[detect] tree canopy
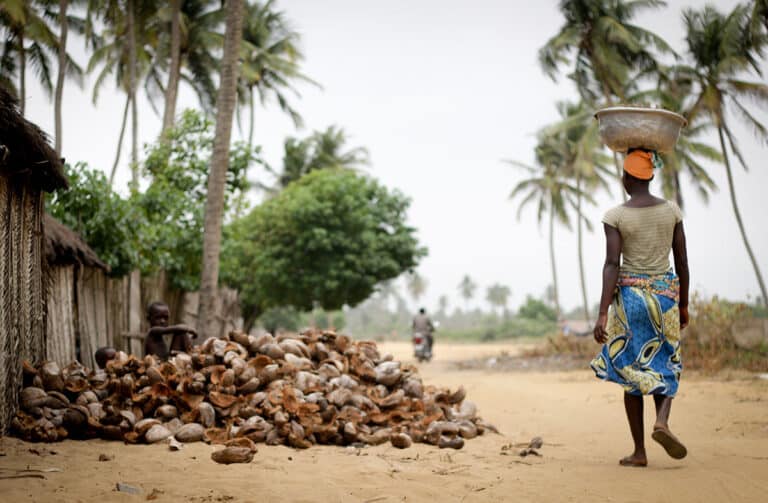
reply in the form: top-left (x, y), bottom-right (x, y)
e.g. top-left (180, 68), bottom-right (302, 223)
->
top-left (221, 169), bottom-right (426, 324)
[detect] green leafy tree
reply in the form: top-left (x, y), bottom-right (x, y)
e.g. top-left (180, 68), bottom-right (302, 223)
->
top-left (683, 4), bottom-right (768, 307)
top-left (518, 295), bottom-right (557, 322)
top-left (47, 110), bottom-right (259, 287)
top-left (140, 109), bottom-right (257, 291)
top-left (46, 162), bottom-right (147, 276)
top-left (221, 169), bottom-right (427, 328)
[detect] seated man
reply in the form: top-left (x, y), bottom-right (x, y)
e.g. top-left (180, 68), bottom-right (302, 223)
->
top-left (143, 301), bottom-right (197, 360)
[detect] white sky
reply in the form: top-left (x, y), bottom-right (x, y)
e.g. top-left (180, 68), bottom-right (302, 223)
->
top-left (23, 0), bottom-right (768, 314)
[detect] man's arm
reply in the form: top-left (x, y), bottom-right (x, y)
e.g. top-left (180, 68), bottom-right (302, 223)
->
top-left (147, 324), bottom-right (198, 338)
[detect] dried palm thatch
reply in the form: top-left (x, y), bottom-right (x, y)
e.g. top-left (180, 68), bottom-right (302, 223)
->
top-left (0, 86), bottom-right (67, 433)
top-left (43, 214), bottom-right (109, 271)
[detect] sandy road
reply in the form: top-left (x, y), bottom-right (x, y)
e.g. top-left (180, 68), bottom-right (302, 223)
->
top-left (1, 342), bottom-right (766, 502)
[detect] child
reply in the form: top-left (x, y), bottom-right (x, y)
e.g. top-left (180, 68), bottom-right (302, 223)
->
top-left (94, 347), bottom-right (117, 369)
top-left (143, 301), bottom-right (197, 360)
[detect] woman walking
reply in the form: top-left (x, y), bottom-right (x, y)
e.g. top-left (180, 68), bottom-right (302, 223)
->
top-left (591, 149), bottom-right (690, 467)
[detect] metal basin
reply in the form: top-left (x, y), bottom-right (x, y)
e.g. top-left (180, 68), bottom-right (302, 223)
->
top-left (594, 107), bottom-right (687, 153)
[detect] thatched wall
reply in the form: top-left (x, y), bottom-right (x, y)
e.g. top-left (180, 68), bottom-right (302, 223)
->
top-left (0, 87), bottom-right (66, 432)
top-left (45, 265), bottom-right (78, 367)
top-left (0, 177), bottom-right (47, 432)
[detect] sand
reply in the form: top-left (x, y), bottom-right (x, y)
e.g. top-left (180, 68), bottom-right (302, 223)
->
top-left (1, 341), bottom-right (767, 502)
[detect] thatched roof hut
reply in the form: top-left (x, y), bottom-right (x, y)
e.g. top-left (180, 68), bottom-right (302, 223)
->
top-left (44, 214), bottom-right (109, 271)
top-left (0, 87), bottom-right (67, 190)
top-left (1, 86), bottom-right (68, 432)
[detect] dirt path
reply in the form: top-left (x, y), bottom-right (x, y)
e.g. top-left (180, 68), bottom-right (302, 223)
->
top-left (2, 342), bottom-right (767, 502)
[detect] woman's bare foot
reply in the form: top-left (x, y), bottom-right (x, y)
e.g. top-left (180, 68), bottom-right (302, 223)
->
top-left (619, 453), bottom-right (647, 467)
top-left (652, 426), bottom-right (687, 459)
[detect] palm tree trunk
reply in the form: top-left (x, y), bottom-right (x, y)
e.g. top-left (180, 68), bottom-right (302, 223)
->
top-left (110, 96), bottom-right (130, 186)
top-left (612, 152), bottom-right (627, 202)
top-left (717, 126), bottom-right (768, 307)
top-left (674, 170), bottom-right (684, 209)
top-left (549, 204), bottom-right (561, 319)
top-left (248, 88), bottom-right (255, 147)
top-left (54, 0), bottom-right (69, 156)
top-left (19, 30), bottom-right (25, 115)
top-left (601, 87), bottom-right (627, 202)
top-left (197, 0), bottom-right (246, 338)
top-left (576, 176), bottom-right (590, 324)
top-left (161, 0), bottom-right (182, 136)
top-left (127, 0), bottom-right (138, 185)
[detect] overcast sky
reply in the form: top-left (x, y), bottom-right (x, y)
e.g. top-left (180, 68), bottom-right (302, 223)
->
top-left (23, 0), bottom-right (768, 314)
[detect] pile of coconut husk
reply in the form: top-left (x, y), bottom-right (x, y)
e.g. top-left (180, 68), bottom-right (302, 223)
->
top-left (12, 330), bottom-right (494, 451)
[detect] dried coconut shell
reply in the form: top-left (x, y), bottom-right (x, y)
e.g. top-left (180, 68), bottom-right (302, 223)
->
top-left (175, 423), bottom-right (205, 443)
top-left (211, 446), bottom-right (254, 464)
top-left (155, 404), bottom-right (178, 420)
top-left (225, 437), bottom-right (258, 452)
top-left (40, 362), bottom-right (65, 392)
top-left (196, 402), bottom-right (215, 428)
top-left (20, 387), bottom-right (48, 410)
top-left (135, 418), bottom-right (161, 436)
top-left (390, 432), bottom-right (412, 449)
top-left (145, 424), bottom-right (172, 443)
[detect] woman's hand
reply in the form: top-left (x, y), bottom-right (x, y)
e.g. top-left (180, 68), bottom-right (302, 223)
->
top-left (593, 313), bottom-right (609, 344)
top-left (679, 305), bottom-right (689, 330)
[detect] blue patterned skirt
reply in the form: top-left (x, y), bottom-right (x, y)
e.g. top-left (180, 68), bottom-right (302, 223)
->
top-left (590, 271), bottom-right (682, 396)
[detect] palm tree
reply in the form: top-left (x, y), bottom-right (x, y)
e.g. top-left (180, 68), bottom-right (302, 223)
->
top-left (508, 136), bottom-right (594, 319)
top-left (269, 126), bottom-right (369, 190)
top-left (49, 0), bottom-right (87, 155)
top-left (437, 295), bottom-right (449, 317)
top-left (0, 0), bottom-right (82, 116)
top-left (457, 275), bottom-right (477, 311)
top-left (539, 0), bottom-right (672, 193)
top-left (540, 100), bottom-right (610, 324)
top-left (486, 284), bottom-right (511, 318)
top-left (635, 68), bottom-right (720, 209)
top-left (406, 272), bottom-right (428, 305)
top-left (151, 0), bottom-right (225, 136)
top-left (238, 0), bottom-right (316, 146)
top-left (87, 0), bottom-right (157, 185)
top-left (683, 4), bottom-right (768, 306)
top-left (198, 0), bottom-right (245, 338)
top-left (160, 0), bottom-right (182, 134)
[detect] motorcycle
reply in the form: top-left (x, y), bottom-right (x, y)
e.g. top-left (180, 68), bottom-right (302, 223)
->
top-left (412, 331), bottom-right (432, 362)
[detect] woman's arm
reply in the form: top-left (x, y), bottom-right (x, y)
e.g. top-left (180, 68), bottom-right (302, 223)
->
top-left (593, 224), bottom-right (622, 344)
top-left (672, 221), bottom-right (689, 329)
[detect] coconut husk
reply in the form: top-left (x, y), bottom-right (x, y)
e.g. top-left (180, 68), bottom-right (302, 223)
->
top-left (211, 446), bottom-right (254, 464)
top-left (12, 329), bottom-right (493, 454)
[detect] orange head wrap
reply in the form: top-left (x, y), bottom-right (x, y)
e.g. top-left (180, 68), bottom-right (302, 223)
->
top-left (623, 150), bottom-right (654, 180)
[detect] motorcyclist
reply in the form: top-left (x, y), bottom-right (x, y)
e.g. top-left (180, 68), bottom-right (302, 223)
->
top-left (412, 308), bottom-right (435, 353)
